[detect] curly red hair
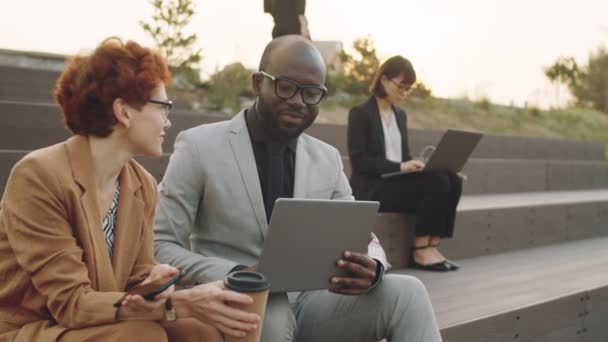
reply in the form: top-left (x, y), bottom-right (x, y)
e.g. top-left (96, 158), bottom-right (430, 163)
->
top-left (54, 37), bottom-right (171, 137)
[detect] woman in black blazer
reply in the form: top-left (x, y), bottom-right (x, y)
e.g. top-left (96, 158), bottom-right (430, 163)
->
top-left (348, 56), bottom-right (462, 272)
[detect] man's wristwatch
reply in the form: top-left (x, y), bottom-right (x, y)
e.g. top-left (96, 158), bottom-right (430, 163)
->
top-left (164, 297), bottom-right (177, 322)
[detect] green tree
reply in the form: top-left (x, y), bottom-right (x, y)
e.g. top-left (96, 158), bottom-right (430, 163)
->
top-left (544, 56), bottom-right (579, 86)
top-left (331, 36), bottom-right (380, 95)
top-left (207, 63), bottom-right (252, 113)
top-left (140, 0), bottom-right (202, 87)
top-left (544, 57), bottom-right (579, 107)
top-left (409, 81), bottom-right (432, 99)
top-left (575, 48), bottom-right (608, 113)
top-left (545, 49), bottom-right (608, 113)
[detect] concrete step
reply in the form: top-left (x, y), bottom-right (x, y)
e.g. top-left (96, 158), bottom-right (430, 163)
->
top-left (4, 150), bottom-right (606, 265)
top-left (307, 123), bottom-right (606, 162)
top-left (0, 66), bottom-right (60, 103)
top-left (12, 150), bottom-right (599, 271)
top-left (0, 150), bottom-right (169, 198)
top-left (0, 102), bottom-right (72, 150)
top-left (0, 101), bottom-right (220, 151)
top-left (375, 190), bottom-right (608, 268)
top-left (0, 131), bottom-right (604, 197)
top-left (0, 150), bottom-right (25, 197)
top-left (166, 114), bottom-right (607, 161)
top-left (1, 101), bottom-right (605, 161)
top-left (461, 158), bottom-right (608, 194)
top-left (341, 156), bottom-right (608, 195)
top-left (2, 144), bottom-right (606, 199)
top-left (392, 237), bottom-right (608, 341)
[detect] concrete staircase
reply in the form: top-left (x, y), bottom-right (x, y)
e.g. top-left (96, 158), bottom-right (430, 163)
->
top-left (2, 65), bottom-right (608, 341)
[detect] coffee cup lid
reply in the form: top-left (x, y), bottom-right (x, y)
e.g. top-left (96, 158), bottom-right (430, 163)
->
top-left (225, 271), bottom-right (271, 292)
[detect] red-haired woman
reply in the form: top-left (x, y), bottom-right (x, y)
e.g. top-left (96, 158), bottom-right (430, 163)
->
top-left (348, 56), bottom-right (462, 272)
top-left (0, 38), bottom-right (259, 341)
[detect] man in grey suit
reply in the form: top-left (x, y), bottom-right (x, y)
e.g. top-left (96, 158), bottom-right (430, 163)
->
top-left (154, 35), bottom-right (442, 342)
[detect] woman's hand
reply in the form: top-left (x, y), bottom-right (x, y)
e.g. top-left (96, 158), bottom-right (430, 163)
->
top-left (118, 264), bottom-right (179, 318)
top-left (400, 160), bottom-right (425, 173)
top-left (141, 264), bottom-right (179, 295)
top-left (117, 295), bottom-right (166, 320)
top-left (173, 280), bottom-right (261, 338)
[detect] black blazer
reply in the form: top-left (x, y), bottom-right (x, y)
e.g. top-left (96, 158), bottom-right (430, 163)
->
top-left (347, 96), bottom-right (413, 200)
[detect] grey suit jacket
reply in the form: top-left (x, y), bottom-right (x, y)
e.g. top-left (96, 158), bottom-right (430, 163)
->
top-left (154, 111), bottom-right (390, 286)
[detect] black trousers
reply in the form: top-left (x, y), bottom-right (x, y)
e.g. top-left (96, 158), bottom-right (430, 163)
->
top-left (272, 21), bottom-right (301, 38)
top-left (371, 169), bottom-right (462, 238)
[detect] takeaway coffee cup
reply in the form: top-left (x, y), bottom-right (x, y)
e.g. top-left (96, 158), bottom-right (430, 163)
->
top-left (224, 271), bottom-right (271, 342)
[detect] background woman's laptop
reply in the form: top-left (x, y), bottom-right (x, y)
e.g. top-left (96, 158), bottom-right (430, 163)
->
top-left (382, 129), bottom-right (483, 179)
top-left (257, 198), bottom-right (380, 293)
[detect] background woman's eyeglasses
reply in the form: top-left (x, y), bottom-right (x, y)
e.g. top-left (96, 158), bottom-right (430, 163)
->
top-left (389, 79), bottom-right (412, 93)
top-left (259, 71), bottom-right (328, 105)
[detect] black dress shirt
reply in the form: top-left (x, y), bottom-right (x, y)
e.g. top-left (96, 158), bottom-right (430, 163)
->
top-left (232, 106), bottom-right (385, 285)
top-left (245, 107), bottom-right (297, 222)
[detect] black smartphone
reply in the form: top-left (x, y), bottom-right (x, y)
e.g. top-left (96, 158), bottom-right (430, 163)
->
top-left (113, 273), bottom-right (183, 308)
top-left (140, 273), bottom-right (183, 300)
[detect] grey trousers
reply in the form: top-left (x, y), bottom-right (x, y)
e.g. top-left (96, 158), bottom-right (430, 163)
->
top-left (260, 274), bottom-right (442, 342)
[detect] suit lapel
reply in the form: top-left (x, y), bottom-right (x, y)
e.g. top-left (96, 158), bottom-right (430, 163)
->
top-left (111, 164), bottom-right (144, 290)
top-left (228, 112), bottom-right (268, 238)
top-left (367, 97), bottom-right (386, 157)
top-left (293, 136), bottom-right (308, 198)
top-left (66, 136), bottom-right (118, 291)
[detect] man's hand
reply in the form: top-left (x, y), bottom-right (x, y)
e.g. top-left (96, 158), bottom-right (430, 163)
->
top-left (173, 281), bottom-right (260, 338)
top-left (329, 251), bottom-right (379, 296)
top-left (244, 264), bottom-right (258, 272)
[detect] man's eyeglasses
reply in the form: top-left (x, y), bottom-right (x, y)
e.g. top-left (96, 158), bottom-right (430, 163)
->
top-left (389, 79), bottom-right (412, 93)
top-left (148, 99), bottom-right (173, 119)
top-left (259, 71), bottom-right (328, 105)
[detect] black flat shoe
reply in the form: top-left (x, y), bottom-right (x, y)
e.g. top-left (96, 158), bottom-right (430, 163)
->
top-left (408, 253), bottom-right (451, 272)
top-left (429, 241), bottom-right (459, 271)
top-left (443, 259), bottom-right (460, 270)
top-left (444, 259), bottom-right (460, 270)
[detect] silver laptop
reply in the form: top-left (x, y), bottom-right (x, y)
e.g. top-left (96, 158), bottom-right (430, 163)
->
top-left (257, 198), bottom-right (380, 293)
top-left (382, 129), bottom-right (483, 179)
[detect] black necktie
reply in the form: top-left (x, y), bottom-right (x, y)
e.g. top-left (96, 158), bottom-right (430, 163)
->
top-left (265, 143), bottom-right (286, 221)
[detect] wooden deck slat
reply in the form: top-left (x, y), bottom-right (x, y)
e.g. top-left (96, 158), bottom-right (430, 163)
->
top-left (394, 237), bottom-right (608, 329)
top-left (458, 189), bottom-right (608, 211)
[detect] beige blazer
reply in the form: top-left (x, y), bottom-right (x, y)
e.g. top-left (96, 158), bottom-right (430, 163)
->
top-left (0, 135), bottom-right (157, 341)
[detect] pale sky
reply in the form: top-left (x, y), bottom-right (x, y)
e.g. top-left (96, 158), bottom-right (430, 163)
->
top-left (1, 0), bottom-right (607, 108)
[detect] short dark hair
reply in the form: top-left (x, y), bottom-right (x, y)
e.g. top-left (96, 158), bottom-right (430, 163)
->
top-left (54, 37), bottom-right (171, 137)
top-left (369, 56), bottom-right (416, 98)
